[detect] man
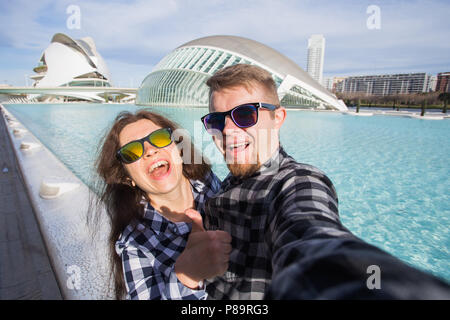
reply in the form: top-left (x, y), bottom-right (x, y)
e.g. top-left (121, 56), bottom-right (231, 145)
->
top-left (198, 63), bottom-right (450, 299)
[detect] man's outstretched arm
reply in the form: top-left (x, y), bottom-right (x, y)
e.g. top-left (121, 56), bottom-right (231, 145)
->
top-left (265, 170), bottom-right (450, 299)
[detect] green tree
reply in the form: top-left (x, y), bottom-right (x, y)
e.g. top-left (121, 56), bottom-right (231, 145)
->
top-left (392, 95), bottom-right (399, 111)
top-left (421, 99), bottom-right (427, 117)
top-left (438, 92), bottom-right (450, 114)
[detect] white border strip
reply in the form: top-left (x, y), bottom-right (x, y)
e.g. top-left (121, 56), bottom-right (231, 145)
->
top-left (1, 104), bottom-right (113, 299)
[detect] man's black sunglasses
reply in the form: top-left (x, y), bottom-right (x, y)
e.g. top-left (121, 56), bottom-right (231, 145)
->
top-left (201, 102), bottom-right (278, 134)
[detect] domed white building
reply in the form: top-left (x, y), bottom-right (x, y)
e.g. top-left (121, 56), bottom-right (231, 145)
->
top-left (137, 35), bottom-right (346, 110)
top-left (31, 33), bottom-right (112, 102)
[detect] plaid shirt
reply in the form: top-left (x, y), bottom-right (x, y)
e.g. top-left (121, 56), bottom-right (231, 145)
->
top-left (204, 147), bottom-right (346, 299)
top-left (115, 171), bottom-right (221, 300)
top-left (205, 148), bottom-right (450, 300)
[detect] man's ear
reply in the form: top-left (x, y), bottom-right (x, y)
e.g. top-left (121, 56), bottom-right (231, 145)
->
top-left (274, 107), bottom-right (286, 129)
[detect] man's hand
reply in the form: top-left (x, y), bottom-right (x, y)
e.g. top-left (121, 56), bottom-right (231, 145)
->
top-left (175, 209), bottom-right (232, 289)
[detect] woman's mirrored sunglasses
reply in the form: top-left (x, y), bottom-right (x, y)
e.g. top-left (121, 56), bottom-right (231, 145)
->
top-left (116, 127), bottom-right (173, 164)
top-left (201, 102), bottom-right (278, 134)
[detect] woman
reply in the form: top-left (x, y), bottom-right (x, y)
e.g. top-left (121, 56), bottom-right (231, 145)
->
top-left (91, 110), bottom-right (229, 300)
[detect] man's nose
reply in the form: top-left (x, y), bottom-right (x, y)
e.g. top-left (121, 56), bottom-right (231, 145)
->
top-left (223, 115), bottom-right (240, 132)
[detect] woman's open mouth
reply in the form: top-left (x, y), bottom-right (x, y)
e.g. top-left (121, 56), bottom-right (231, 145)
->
top-left (147, 159), bottom-right (171, 180)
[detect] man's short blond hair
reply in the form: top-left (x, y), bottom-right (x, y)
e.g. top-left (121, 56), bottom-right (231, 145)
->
top-left (206, 64), bottom-right (280, 105)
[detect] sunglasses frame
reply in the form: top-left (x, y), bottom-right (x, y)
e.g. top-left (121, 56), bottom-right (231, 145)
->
top-left (201, 102), bottom-right (278, 133)
top-left (116, 127), bottom-right (173, 164)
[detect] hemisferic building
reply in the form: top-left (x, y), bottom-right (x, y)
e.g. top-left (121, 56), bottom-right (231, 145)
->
top-left (137, 35), bottom-right (347, 111)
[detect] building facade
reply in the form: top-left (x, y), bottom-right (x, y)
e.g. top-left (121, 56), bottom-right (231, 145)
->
top-left (436, 72), bottom-right (450, 93)
top-left (331, 77), bottom-right (347, 93)
top-left (335, 73), bottom-right (432, 96)
top-left (306, 34), bottom-right (325, 85)
top-left (137, 35), bottom-right (346, 110)
top-left (322, 77), bottom-right (333, 91)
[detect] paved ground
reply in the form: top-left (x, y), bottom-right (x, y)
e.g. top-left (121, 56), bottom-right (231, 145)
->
top-left (0, 110), bottom-right (62, 300)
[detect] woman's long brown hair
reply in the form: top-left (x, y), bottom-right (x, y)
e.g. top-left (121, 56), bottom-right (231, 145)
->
top-left (89, 109), bottom-right (211, 299)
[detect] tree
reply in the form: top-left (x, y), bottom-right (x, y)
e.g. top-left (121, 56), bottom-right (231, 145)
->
top-left (390, 94), bottom-right (399, 111)
top-left (438, 92), bottom-right (450, 114)
top-left (420, 98), bottom-right (427, 117)
top-left (367, 95), bottom-right (374, 107)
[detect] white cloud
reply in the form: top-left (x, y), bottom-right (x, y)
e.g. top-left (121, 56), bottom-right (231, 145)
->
top-left (0, 0), bottom-right (58, 49)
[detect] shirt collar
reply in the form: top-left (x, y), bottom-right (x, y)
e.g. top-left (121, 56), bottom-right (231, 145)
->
top-left (142, 201), bottom-right (192, 236)
top-left (190, 178), bottom-right (206, 194)
top-left (140, 177), bottom-right (208, 235)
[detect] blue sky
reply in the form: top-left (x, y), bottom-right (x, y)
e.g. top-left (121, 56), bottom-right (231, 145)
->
top-left (0, 0), bottom-right (449, 86)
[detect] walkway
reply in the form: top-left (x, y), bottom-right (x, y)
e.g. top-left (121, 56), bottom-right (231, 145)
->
top-left (0, 110), bottom-right (62, 299)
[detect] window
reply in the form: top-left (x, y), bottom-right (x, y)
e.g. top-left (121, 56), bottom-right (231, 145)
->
top-left (231, 57), bottom-right (242, 65)
top-left (187, 48), bottom-right (207, 70)
top-left (196, 49), bottom-right (214, 71)
top-left (215, 54), bottom-right (232, 71)
top-left (204, 51), bottom-right (224, 73)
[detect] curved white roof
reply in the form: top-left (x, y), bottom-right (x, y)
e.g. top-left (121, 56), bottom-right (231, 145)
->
top-left (139, 35), bottom-right (346, 110)
top-left (178, 35), bottom-right (337, 102)
top-left (34, 33), bottom-right (111, 88)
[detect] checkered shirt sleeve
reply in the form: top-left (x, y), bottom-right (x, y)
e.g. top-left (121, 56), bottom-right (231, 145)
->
top-left (116, 171), bottom-right (221, 300)
top-left (204, 148), bottom-right (450, 299)
top-left (263, 152), bottom-right (450, 299)
top-left (204, 148), bottom-right (345, 299)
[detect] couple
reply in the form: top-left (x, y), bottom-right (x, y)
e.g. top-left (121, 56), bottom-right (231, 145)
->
top-left (95, 64), bottom-right (450, 300)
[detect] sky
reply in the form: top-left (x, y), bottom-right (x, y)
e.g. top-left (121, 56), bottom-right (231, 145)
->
top-left (0, 0), bottom-right (449, 87)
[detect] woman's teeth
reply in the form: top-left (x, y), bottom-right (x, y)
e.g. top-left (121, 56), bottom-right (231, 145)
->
top-left (149, 160), bottom-right (169, 173)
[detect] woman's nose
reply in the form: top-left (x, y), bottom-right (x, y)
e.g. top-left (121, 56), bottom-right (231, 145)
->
top-left (143, 141), bottom-right (158, 158)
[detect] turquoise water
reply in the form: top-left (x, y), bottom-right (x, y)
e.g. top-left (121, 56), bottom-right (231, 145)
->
top-left (5, 103), bottom-right (450, 282)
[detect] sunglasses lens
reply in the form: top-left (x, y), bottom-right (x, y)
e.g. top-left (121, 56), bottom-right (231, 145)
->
top-left (232, 105), bottom-right (257, 127)
top-left (149, 128), bottom-right (172, 148)
top-left (204, 114), bottom-right (225, 132)
top-left (119, 141), bottom-right (143, 163)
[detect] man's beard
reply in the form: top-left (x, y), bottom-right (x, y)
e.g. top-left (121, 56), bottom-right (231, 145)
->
top-left (226, 154), bottom-right (261, 178)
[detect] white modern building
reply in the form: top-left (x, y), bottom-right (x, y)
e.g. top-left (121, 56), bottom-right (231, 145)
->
top-left (137, 35), bottom-right (346, 111)
top-left (429, 75), bottom-right (437, 92)
top-left (306, 34), bottom-right (325, 85)
top-left (322, 77), bottom-right (333, 91)
top-left (30, 33), bottom-right (112, 102)
top-left (335, 73), bottom-right (433, 96)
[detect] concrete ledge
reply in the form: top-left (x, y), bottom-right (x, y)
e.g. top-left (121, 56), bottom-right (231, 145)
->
top-left (408, 114), bottom-right (445, 120)
top-left (340, 109), bottom-right (448, 119)
top-left (1, 104), bottom-right (113, 299)
top-left (343, 111), bottom-right (374, 117)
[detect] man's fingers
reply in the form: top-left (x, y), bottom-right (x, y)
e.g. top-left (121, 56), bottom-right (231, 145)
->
top-left (210, 230), bottom-right (232, 243)
top-left (223, 243), bottom-right (232, 254)
top-left (185, 209), bottom-right (205, 233)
